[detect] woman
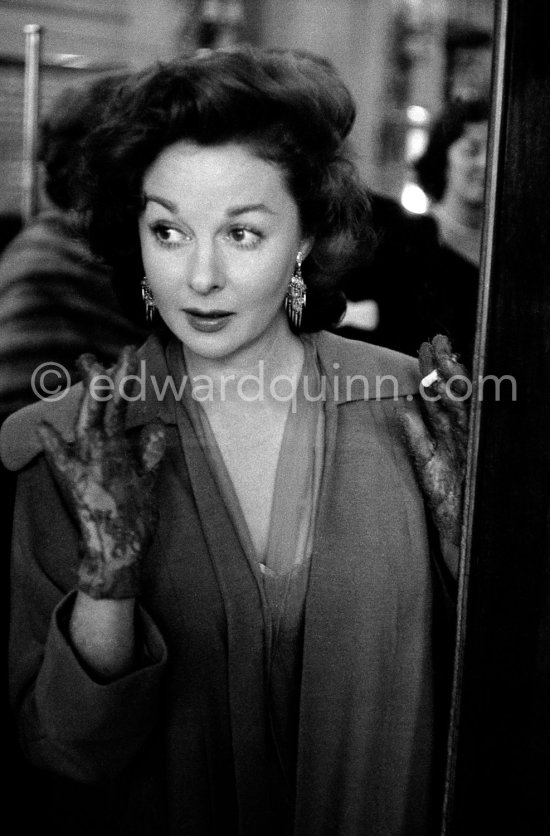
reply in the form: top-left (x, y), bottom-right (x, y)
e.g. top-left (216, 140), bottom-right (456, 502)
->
top-left (413, 97), bottom-right (489, 368)
top-left (1, 48), bottom-right (467, 835)
top-left (416, 98), bottom-right (488, 268)
top-left (336, 98), bottom-right (488, 368)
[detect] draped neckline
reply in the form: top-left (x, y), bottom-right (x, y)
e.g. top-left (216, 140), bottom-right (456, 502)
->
top-left (165, 336), bottom-right (325, 629)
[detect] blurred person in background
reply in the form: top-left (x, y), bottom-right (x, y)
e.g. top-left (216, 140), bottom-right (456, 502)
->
top-left (413, 97), bottom-right (489, 369)
top-left (0, 73), bottom-right (149, 424)
top-left (336, 98), bottom-right (489, 371)
top-left (0, 73), bottom-right (148, 833)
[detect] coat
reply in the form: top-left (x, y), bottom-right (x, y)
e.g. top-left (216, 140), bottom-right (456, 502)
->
top-left (1, 330), bottom-right (454, 836)
top-left (0, 209), bottom-right (147, 420)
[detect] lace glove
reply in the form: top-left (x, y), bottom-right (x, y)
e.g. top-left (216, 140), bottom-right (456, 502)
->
top-left (37, 346), bottom-right (166, 599)
top-left (400, 334), bottom-right (470, 576)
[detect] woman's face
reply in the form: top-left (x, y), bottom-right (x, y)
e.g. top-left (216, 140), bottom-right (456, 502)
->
top-left (138, 140), bottom-right (310, 363)
top-left (445, 120), bottom-right (488, 207)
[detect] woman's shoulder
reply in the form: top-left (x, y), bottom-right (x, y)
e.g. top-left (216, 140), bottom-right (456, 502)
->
top-left (0, 333), bottom-right (169, 473)
top-left (313, 330), bottom-right (421, 400)
top-left (0, 382), bottom-right (84, 472)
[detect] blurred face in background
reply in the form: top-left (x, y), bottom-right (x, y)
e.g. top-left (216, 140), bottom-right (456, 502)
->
top-left (445, 120), bottom-right (488, 208)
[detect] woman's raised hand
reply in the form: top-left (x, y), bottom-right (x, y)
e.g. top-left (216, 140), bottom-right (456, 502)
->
top-left (400, 335), bottom-right (470, 576)
top-left (37, 346), bottom-right (166, 600)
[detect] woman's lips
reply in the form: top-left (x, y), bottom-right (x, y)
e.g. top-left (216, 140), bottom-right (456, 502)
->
top-left (183, 309), bottom-right (234, 333)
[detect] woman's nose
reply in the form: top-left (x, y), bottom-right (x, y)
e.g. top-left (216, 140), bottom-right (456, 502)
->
top-left (186, 244), bottom-right (225, 294)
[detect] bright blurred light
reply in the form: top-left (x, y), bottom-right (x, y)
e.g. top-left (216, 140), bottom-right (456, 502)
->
top-left (49, 53), bottom-right (90, 68)
top-left (405, 127), bottom-right (428, 163)
top-left (407, 105), bottom-right (430, 125)
top-left (400, 182), bottom-right (429, 215)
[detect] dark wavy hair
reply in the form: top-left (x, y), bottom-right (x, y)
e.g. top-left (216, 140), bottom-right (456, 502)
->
top-left (81, 46), bottom-right (374, 331)
top-left (39, 73), bottom-right (129, 211)
top-left (414, 97), bottom-right (490, 202)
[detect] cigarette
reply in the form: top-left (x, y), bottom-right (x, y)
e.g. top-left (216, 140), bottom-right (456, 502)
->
top-left (421, 369), bottom-right (439, 388)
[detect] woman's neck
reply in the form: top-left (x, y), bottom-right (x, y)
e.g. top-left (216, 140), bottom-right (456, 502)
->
top-left (182, 316), bottom-right (305, 406)
top-left (433, 196), bottom-right (483, 266)
top-left (438, 191), bottom-right (484, 230)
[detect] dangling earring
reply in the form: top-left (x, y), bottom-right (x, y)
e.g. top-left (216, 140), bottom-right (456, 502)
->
top-left (141, 277), bottom-right (156, 323)
top-left (285, 251), bottom-right (307, 330)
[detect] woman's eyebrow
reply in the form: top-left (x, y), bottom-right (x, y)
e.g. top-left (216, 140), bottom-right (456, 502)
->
top-left (143, 193), bottom-right (179, 212)
top-left (226, 203), bottom-right (276, 217)
top-left (142, 195), bottom-right (277, 217)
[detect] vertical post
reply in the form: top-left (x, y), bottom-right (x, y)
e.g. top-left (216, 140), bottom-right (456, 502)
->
top-left (444, 0), bottom-right (550, 831)
top-left (441, 0), bottom-right (510, 826)
top-left (21, 24), bottom-right (43, 224)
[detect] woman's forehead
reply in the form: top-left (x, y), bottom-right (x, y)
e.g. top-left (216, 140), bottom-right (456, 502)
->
top-left (141, 140), bottom-right (296, 215)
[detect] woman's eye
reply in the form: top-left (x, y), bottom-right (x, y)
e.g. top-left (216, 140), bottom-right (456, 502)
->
top-left (226, 227), bottom-right (262, 249)
top-left (151, 224), bottom-right (185, 247)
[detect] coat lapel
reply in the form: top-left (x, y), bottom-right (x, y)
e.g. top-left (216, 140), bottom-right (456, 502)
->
top-left (293, 335), bottom-right (433, 834)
